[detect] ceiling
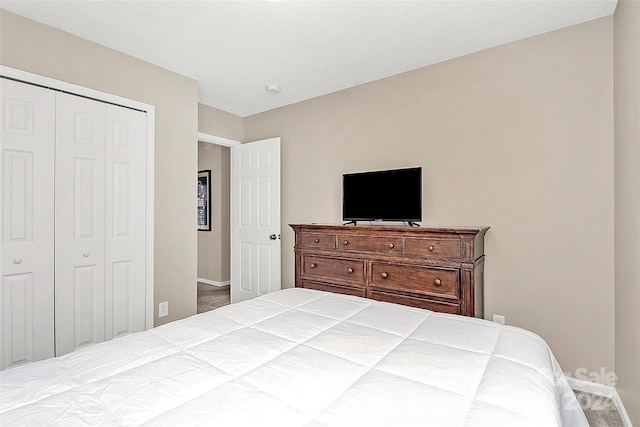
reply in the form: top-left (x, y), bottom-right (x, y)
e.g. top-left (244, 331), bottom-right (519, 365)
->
top-left (2, 1), bottom-right (617, 117)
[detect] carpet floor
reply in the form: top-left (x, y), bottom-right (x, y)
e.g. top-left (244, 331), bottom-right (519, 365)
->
top-left (195, 284), bottom-right (626, 425)
top-left (574, 390), bottom-right (624, 427)
top-left (197, 282), bottom-right (230, 314)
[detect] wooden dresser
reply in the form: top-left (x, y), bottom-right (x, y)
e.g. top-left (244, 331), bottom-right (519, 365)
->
top-left (290, 224), bottom-right (489, 317)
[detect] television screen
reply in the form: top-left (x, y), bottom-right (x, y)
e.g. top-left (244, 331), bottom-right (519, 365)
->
top-left (342, 167), bottom-right (422, 223)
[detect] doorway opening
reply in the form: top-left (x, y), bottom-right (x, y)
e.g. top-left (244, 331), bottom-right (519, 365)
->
top-left (197, 133), bottom-right (238, 313)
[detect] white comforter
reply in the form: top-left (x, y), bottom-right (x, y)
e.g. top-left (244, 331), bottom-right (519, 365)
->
top-left (0, 288), bottom-right (587, 426)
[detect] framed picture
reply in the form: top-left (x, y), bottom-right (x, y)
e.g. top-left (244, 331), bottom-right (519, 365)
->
top-left (197, 170), bottom-right (211, 231)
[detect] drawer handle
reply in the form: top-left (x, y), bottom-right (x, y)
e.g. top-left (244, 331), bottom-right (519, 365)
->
top-left (314, 238), bottom-right (320, 243)
top-left (83, 252), bottom-right (90, 257)
top-left (13, 257), bottom-right (23, 264)
top-left (388, 243), bottom-right (394, 249)
top-left (428, 245), bottom-right (435, 251)
top-left (381, 272), bottom-right (388, 279)
top-left (347, 268), bottom-right (353, 274)
top-left (343, 240), bottom-right (349, 245)
top-left (310, 263), bottom-right (316, 269)
top-left (434, 278), bottom-right (442, 286)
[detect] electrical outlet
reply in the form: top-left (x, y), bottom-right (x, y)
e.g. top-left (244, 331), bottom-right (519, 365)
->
top-left (159, 301), bottom-right (169, 318)
top-left (492, 314), bottom-right (505, 325)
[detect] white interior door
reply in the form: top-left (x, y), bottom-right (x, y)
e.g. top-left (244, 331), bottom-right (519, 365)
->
top-left (54, 93), bottom-right (107, 356)
top-left (105, 104), bottom-right (147, 339)
top-left (231, 137), bottom-right (281, 303)
top-left (0, 78), bottom-right (56, 370)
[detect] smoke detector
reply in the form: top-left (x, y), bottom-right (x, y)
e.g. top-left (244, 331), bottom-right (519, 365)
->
top-left (266, 84), bottom-right (281, 94)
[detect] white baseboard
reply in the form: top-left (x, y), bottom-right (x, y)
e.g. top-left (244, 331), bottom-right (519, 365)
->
top-left (197, 278), bottom-right (230, 287)
top-left (566, 376), bottom-right (633, 427)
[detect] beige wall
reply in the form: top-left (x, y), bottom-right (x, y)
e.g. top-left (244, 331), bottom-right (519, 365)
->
top-left (244, 18), bottom-right (615, 377)
top-left (614, 1), bottom-right (640, 423)
top-left (199, 103), bottom-right (243, 141)
top-left (197, 142), bottom-right (230, 283)
top-left (0, 10), bottom-right (199, 326)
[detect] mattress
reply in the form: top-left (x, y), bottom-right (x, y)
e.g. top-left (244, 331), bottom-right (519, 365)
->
top-left (0, 288), bottom-right (587, 426)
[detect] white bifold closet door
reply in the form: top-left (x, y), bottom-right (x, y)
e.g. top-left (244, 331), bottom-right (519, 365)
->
top-left (55, 92), bottom-right (147, 357)
top-left (0, 79), bottom-right (56, 369)
top-left (54, 93), bottom-right (108, 354)
top-left (104, 102), bottom-right (147, 342)
top-left (1, 78), bottom-right (147, 367)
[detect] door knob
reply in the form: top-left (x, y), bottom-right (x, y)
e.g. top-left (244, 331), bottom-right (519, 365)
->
top-left (83, 252), bottom-right (90, 257)
top-left (13, 257), bottom-right (22, 264)
top-left (269, 234), bottom-right (277, 240)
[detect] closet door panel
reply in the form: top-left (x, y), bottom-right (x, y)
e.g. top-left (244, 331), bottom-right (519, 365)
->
top-left (1, 274), bottom-right (33, 367)
top-left (0, 79), bottom-right (55, 370)
top-left (105, 105), bottom-right (147, 338)
top-left (55, 93), bottom-right (106, 356)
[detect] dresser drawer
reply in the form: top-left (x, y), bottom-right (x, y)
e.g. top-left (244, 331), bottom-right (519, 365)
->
top-left (300, 280), bottom-right (366, 298)
top-left (301, 255), bottom-right (365, 286)
top-left (369, 290), bottom-right (461, 315)
top-left (300, 232), bottom-right (336, 249)
top-left (337, 234), bottom-right (403, 254)
top-left (405, 238), bottom-right (461, 259)
top-left (369, 262), bottom-right (460, 300)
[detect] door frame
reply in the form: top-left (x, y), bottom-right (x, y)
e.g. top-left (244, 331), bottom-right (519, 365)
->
top-left (0, 66), bottom-right (156, 330)
top-left (198, 132), bottom-right (241, 148)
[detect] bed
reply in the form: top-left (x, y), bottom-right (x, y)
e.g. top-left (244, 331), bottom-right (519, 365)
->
top-left (0, 288), bottom-right (587, 426)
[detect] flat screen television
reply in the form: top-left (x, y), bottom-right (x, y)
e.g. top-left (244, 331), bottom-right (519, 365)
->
top-left (342, 167), bottom-right (422, 225)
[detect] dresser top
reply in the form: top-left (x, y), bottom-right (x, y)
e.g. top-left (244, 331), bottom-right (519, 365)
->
top-left (290, 223), bottom-right (489, 237)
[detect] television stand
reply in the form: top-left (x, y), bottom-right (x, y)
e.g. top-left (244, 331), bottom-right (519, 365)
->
top-left (343, 221), bottom-right (357, 226)
top-left (407, 221), bottom-right (420, 227)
